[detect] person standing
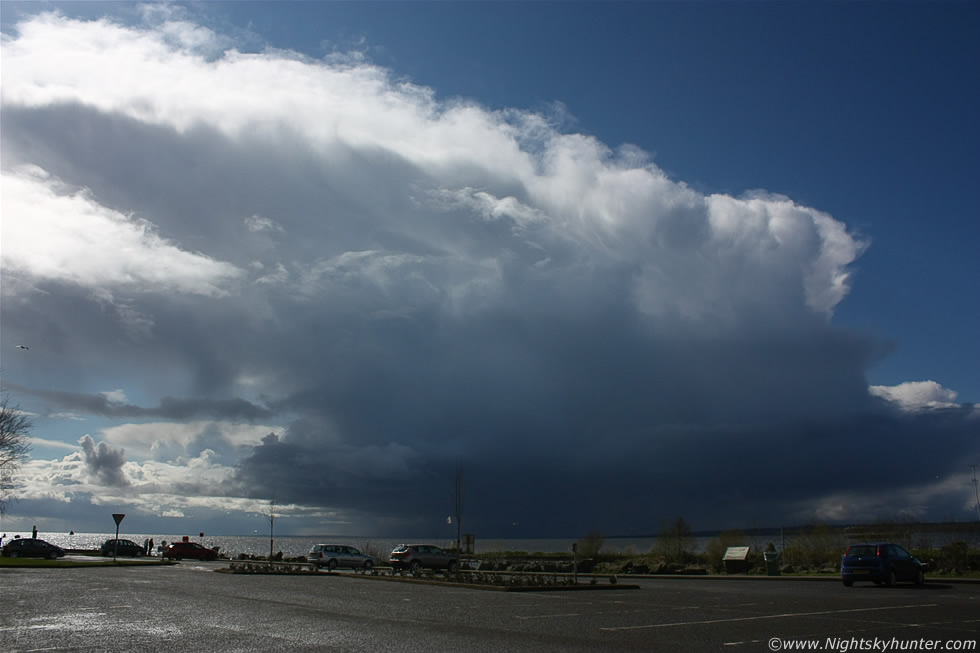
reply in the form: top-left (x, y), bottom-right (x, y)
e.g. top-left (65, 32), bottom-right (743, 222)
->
top-left (32, 525), bottom-right (37, 539)
top-left (148, 538), bottom-right (154, 556)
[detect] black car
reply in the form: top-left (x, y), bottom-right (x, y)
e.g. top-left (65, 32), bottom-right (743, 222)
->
top-left (1, 538), bottom-right (66, 560)
top-left (163, 541), bottom-right (219, 561)
top-left (841, 542), bottom-right (925, 587)
top-left (389, 544), bottom-right (458, 572)
top-left (100, 539), bottom-right (146, 557)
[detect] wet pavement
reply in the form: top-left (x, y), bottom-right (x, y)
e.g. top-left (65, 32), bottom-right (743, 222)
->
top-left (1, 563), bottom-right (977, 651)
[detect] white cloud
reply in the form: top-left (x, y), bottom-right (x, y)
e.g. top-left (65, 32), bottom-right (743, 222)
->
top-left (808, 470), bottom-right (974, 524)
top-left (100, 389), bottom-right (128, 404)
top-left (0, 165), bottom-right (243, 297)
top-left (244, 214), bottom-right (284, 234)
top-left (251, 262), bottom-right (290, 286)
top-left (98, 421), bottom-right (278, 462)
top-left (29, 435), bottom-right (82, 449)
top-left (869, 381), bottom-right (960, 411)
top-left (19, 447), bottom-right (238, 513)
top-left (426, 187), bottom-right (546, 231)
top-left (1, 12), bottom-right (862, 323)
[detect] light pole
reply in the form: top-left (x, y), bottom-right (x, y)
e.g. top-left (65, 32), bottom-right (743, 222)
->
top-left (972, 465), bottom-right (980, 523)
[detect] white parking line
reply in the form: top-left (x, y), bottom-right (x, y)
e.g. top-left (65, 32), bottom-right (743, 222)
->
top-left (516, 613), bottom-right (581, 620)
top-left (600, 603), bottom-right (939, 632)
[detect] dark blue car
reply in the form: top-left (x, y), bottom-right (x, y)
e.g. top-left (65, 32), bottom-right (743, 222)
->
top-left (1, 538), bottom-right (65, 560)
top-left (841, 542), bottom-right (925, 587)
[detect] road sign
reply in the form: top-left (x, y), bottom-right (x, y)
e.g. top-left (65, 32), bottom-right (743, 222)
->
top-left (111, 514), bottom-right (126, 559)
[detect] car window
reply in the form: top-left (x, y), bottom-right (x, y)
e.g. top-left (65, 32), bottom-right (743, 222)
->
top-left (847, 545), bottom-right (875, 557)
top-left (893, 545), bottom-right (910, 560)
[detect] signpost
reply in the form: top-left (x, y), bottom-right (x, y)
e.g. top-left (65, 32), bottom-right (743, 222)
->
top-left (111, 513), bottom-right (125, 559)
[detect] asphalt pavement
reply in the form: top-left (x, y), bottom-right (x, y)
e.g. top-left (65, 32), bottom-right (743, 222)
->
top-left (1, 562), bottom-right (977, 651)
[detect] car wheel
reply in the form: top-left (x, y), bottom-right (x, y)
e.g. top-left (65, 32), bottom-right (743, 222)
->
top-left (842, 580), bottom-right (853, 587)
top-left (363, 560), bottom-right (373, 571)
top-left (135, 550), bottom-right (144, 557)
top-left (48, 550), bottom-right (59, 560)
top-left (8, 552), bottom-right (18, 558)
top-left (175, 555), bottom-right (183, 561)
top-left (410, 560), bottom-right (422, 572)
top-left (915, 569), bottom-right (925, 586)
top-left (327, 559), bottom-right (338, 571)
top-left (885, 569), bottom-right (897, 588)
top-left (448, 560), bottom-right (458, 573)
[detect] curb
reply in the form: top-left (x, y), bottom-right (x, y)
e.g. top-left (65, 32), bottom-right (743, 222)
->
top-left (607, 573), bottom-right (980, 585)
top-left (329, 572), bottom-right (641, 592)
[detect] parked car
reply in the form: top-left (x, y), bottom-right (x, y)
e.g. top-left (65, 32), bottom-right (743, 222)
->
top-left (308, 544), bottom-right (377, 571)
top-left (1, 538), bottom-right (66, 560)
top-left (100, 539), bottom-right (145, 557)
top-left (163, 541), bottom-right (218, 561)
top-left (841, 542), bottom-right (925, 587)
top-left (389, 544), bottom-right (457, 573)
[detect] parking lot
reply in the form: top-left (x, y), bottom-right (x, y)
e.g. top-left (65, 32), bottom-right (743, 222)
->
top-left (1, 563), bottom-right (977, 651)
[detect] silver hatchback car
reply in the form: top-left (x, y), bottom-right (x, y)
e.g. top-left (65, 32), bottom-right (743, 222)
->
top-left (308, 544), bottom-right (377, 571)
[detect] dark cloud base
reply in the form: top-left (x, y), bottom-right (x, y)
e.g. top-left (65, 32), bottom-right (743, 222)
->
top-left (233, 403), bottom-right (979, 537)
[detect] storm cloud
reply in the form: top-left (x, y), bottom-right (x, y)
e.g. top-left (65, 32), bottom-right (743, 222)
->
top-left (79, 435), bottom-right (130, 488)
top-left (1, 10), bottom-right (976, 537)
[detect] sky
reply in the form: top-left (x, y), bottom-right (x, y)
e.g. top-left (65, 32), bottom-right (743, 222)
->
top-left (1, 1), bottom-right (978, 540)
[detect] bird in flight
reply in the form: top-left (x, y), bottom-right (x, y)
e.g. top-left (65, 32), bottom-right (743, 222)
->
top-left (16, 345), bottom-right (29, 350)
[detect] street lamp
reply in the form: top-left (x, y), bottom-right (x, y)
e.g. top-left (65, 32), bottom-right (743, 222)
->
top-left (972, 466), bottom-right (980, 523)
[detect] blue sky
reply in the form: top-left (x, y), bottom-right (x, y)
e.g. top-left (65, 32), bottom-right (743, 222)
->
top-left (1, 1), bottom-right (977, 539)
